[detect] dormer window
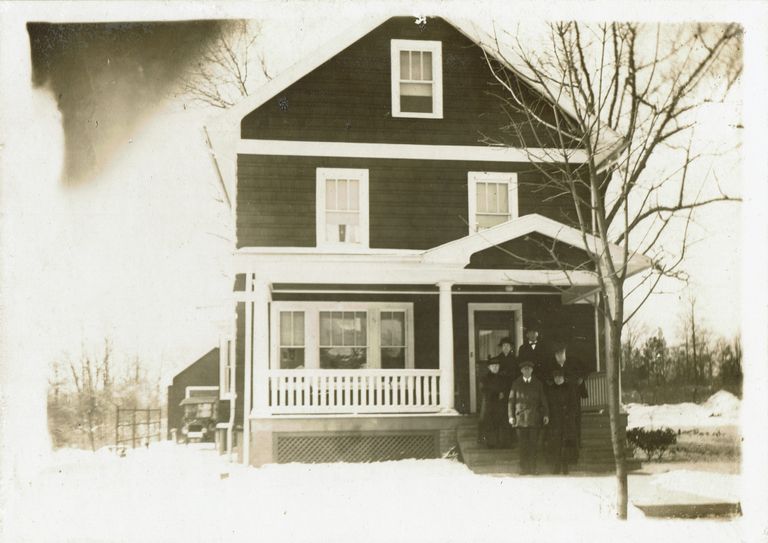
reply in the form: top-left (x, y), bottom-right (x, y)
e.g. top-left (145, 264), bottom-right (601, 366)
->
top-left (316, 168), bottom-right (369, 248)
top-left (391, 39), bottom-right (443, 118)
top-left (468, 172), bottom-right (519, 233)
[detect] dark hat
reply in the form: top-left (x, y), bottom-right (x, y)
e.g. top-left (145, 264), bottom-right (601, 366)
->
top-left (481, 358), bottom-right (501, 365)
top-left (498, 337), bottom-right (513, 347)
top-left (551, 366), bottom-right (566, 377)
top-left (525, 324), bottom-right (540, 332)
top-left (519, 359), bottom-right (535, 369)
top-left (552, 341), bottom-right (568, 352)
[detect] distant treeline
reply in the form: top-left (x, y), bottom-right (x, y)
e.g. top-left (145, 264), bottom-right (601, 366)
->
top-left (48, 339), bottom-right (164, 450)
top-left (621, 329), bottom-right (742, 404)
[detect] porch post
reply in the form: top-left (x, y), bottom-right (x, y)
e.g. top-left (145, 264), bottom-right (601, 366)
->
top-left (437, 281), bottom-right (455, 412)
top-left (251, 279), bottom-right (272, 417)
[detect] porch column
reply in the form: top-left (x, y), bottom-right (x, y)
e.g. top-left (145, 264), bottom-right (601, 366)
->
top-left (437, 281), bottom-right (455, 412)
top-left (251, 279), bottom-right (272, 417)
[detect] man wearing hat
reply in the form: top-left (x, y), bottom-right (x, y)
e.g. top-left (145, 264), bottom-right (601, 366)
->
top-left (517, 325), bottom-right (547, 379)
top-left (508, 359), bottom-right (549, 475)
top-left (546, 341), bottom-right (589, 447)
top-left (544, 366), bottom-right (580, 474)
top-left (478, 358), bottom-right (509, 448)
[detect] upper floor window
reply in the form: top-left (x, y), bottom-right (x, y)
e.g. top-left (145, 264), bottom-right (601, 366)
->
top-left (316, 168), bottom-right (369, 248)
top-left (467, 172), bottom-right (519, 233)
top-left (391, 39), bottom-right (443, 119)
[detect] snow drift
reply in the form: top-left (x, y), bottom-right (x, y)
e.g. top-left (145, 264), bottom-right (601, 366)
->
top-left (625, 390), bottom-right (740, 430)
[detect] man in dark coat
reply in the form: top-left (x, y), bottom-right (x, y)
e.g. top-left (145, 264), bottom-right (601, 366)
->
top-left (517, 326), bottom-right (547, 379)
top-left (508, 360), bottom-right (549, 475)
top-left (478, 359), bottom-right (509, 448)
top-left (546, 342), bottom-right (589, 446)
top-left (545, 367), bottom-right (580, 474)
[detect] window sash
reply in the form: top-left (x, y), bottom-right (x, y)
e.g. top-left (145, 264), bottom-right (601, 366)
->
top-left (316, 168), bottom-right (369, 248)
top-left (391, 39), bottom-right (442, 119)
top-left (468, 172), bottom-right (519, 233)
top-left (271, 302), bottom-right (414, 370)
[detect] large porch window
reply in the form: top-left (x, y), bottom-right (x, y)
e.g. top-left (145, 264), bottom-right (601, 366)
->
top-left (270, 302), bottom-right (414, 370)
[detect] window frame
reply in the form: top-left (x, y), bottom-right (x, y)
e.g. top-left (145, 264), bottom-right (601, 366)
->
top-left (270, 301), bottom-right (415, 370)
top-left (390, 39), bottom-right (443, 119)
top-left (316, 167), bottom-right (370, 249)
top-left (467, 171), bottom-right (519, 234)
top-left (219, 336), bottom-right (235, 400)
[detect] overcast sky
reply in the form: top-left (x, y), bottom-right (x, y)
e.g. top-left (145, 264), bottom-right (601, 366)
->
top-left (0, 1), bottom-right (752, 389)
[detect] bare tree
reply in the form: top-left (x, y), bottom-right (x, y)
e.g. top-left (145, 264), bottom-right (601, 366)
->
top-left (65, 339), bottom-right (113, 451)
top-left (181, 20), bottom-right (271, 109)
top-left (479, 21), bottom-right (741, 518)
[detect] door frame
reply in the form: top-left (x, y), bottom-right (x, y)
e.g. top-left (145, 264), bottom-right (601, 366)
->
top-left (467, 303), bottom-right (523, 413)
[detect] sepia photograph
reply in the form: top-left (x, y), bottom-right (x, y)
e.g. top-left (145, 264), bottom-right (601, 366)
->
top-left (1, 1), bottom-right (766, 541)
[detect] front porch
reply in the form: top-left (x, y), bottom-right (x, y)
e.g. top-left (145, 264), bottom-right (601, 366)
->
top-left (231, 215), bottom-right (650, 465)
top-left (264, 368), bottom-right (610, 415)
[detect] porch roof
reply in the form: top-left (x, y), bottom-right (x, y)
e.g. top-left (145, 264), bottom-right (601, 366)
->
top-left (233, 214), bottom-right (651, 291)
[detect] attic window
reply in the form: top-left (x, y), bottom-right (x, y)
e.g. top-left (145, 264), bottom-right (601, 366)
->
top-left (391, 39), bottom-right (443, 118)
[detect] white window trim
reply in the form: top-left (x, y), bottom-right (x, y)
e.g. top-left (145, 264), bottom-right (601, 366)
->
top-left (316, 167), bottom-right (370, 249)
top-left (219, 336), bottom-right (235, 400)
top-left (185, 386), bottom-right (219, 399)
top-left (467, 171), bottom-right (519, 234)
top-left (391, 39), bottom-right (443, 119)
top-left (270, 301), bottom-right (415, 370)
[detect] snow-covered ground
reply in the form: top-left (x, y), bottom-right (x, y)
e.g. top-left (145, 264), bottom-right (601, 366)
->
top-left (3, 441), bottom-right (745, 543)
top-left (625, 390), bottom-right (740, 430)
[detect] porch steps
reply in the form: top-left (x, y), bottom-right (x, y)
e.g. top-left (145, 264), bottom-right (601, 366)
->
top-left (457, 412), bottom-right (641, 475)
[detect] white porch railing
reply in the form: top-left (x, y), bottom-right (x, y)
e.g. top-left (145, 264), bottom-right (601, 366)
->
top-left (267, 369), bottom-right (442, 414)
top-left (582, 372), bottom-right (609, 409)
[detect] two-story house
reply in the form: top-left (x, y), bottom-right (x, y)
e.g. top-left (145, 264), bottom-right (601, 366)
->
top-left (205, 15), bottom-right (649, 469)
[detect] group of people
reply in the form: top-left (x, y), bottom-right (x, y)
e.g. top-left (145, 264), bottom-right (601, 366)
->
top-left (478, 326), bottom-right (589, 475)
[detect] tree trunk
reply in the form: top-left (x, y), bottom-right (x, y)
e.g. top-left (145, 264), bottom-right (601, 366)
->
top-left (605, 291), bottom-right (628, 519)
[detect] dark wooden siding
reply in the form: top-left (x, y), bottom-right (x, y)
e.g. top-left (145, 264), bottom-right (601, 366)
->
top-left (167, 348), bottom-right (219, 438)
top-left (240, 17), bottom-right (574, 148)
top-left (237, 154), bottom-right (581, 249)
top-left (466, 233), bottom-right (593, 270)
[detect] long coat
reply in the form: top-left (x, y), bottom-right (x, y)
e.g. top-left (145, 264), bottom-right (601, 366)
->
top-left (507, 377), bottom-right (549, 428)
top-left (545, 382), bottom-right (580, 463)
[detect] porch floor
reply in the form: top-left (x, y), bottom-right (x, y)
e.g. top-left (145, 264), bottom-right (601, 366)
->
top-left (457, 413), bottom-right (641, 475)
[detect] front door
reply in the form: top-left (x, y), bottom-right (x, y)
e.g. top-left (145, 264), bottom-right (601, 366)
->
top-left (468, 303), bottom-right (523, 413)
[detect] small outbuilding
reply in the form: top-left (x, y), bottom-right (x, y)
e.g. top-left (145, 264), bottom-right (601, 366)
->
top-left (167, 348), bottom-right (220, 441)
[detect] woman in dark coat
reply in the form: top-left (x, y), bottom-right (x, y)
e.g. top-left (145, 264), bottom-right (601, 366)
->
top-left (478, 359), bottom-right (510, 448)
top-left (545, 367), bottom-right (580, 474)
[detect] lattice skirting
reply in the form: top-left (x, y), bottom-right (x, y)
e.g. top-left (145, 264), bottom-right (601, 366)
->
top-left (275, 432), bottom-right (438, 464)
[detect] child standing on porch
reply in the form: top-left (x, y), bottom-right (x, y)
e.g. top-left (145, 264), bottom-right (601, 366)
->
top-left (478, 359), bottom-right (509, 448)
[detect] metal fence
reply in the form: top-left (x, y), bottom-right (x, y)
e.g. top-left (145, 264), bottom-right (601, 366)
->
top-left (115, 407), bottom-right (162, 449)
